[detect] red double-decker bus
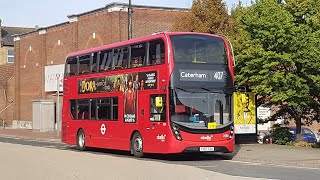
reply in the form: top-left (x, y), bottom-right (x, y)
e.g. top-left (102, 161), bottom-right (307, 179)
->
top-left (62, 32), bottom-right (235, 157)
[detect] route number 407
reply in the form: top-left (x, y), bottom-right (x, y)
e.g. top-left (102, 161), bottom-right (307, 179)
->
top-left (213, 72), bottom-right (224, 80)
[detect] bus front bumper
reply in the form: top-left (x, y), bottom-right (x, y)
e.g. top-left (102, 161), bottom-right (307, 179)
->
top-left (167, 138), bottom-right (235, 154)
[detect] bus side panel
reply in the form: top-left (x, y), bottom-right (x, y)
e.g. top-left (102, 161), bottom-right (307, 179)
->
top-left (138, 67), bottom-right (170, 154)
top-left (61, 121), bottom-right (67, 143)
top-left (88, 121), bottom-right (132, 151)
top-left (62, 125), bottom-right (75, 145)
top-left (62, 98), bottom-right (76, 145)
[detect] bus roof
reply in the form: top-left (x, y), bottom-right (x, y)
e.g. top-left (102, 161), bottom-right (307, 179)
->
top-left (66, 32), bottom-right (223, 58)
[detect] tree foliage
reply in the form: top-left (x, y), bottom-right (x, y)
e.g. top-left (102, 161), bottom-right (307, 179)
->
top-left (234, 0), bottom-right (320, 135)
top-left (172, 0), bottom-right (237, 36)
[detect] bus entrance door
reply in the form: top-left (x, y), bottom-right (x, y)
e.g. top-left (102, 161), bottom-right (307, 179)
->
top-left (139, 93), bottom-right (167, 153)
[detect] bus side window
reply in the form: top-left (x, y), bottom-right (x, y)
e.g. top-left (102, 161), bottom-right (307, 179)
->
top-left (96, 97), bottom-right (118, 120)
top-left (90, 99), bottom-right (96, 120)
top-left (112, 98), bottom-right (118, 120)
top-left (70, 100), bottom-right (77, 119)
top-left (160, 52), bottom-right (165, 64)
top-left (131, 56), bottom-right (143, 67)
top-left (113, 47), bottom-right (128, 70)
top-left (66, 57), bottom-right (77, 76)
top-left (97, 98), bottom-right (110, 120)
top-left (79, 54), bottom-right (90, 74)
top-left (131, 43), bottom-right (146, 68)
top-left (121, 47), bottom-right (129, 69)
top-left (90, 52), bottom-right (99, 73)
top-left (99, 50), bottom-right (112, 72)
top-left (77, 99), bottom-right (89, 120)
top-left (149, 39), bottom-right (165, 65)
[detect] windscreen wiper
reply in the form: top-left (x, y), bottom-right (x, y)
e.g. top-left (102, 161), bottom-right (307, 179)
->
top-left (201, 85), bottom-right (234, 93)
top-left (175, 86), bottom-right (195, 93)
top-left (201, 86), bottom-right (212, 93)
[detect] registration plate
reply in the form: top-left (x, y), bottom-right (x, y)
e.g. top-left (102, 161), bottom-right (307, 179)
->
top-left (199, 147), bottom-right (215, 152)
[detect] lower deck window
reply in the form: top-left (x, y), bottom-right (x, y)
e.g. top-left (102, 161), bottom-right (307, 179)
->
top-left (97, 98), bottom-right (118, 120)
top-left (70, 97), bottom-right (118, 120)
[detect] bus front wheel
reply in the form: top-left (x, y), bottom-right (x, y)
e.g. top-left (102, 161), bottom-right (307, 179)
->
top-left (131, 132), bottom-right (144, 158)
top-left (76, 129), bottom-right (86, 151)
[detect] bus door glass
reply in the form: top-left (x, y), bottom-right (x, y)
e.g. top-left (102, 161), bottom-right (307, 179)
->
top-left (140, 93), bottom-right (167, 152)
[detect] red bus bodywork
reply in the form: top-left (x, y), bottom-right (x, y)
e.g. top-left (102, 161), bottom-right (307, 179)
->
top-left (62, 32), bottom-right (235, 155)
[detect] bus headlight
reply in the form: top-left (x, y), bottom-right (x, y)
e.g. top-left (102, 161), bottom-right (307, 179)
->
top-left (171, 123), bottom-right (182, 141)
top-left (229, 125), bottom-right (234, 139)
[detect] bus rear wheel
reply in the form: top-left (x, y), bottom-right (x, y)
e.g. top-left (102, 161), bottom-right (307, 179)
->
top-left (131, 132), bottom-right (144, 158)
top-left (76, 129), bottom-right (86, 151)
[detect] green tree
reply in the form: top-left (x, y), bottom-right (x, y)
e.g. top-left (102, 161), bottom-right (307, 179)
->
top-left (234, 0), bottom-right (320, 141)
top-left (172, 0), bottom-right (236, 36)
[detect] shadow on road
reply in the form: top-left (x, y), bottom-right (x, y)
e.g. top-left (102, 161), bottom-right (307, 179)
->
top-left (0, 136), bottom-right (76, 151)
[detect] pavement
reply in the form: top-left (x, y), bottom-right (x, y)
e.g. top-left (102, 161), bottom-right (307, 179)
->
top-left (0, 128), bottom-right (60, 142)
top-left (0, 128), bottom-right (319, 169)
top-left (232, 143), bottom-right (320, 169)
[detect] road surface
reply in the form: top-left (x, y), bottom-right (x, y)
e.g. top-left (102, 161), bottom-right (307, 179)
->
top-left (1, 136), bottom-right (319, 180)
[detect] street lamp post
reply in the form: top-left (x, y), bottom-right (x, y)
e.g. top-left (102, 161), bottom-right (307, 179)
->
top-left (128, 0), bottom-right (132, 40)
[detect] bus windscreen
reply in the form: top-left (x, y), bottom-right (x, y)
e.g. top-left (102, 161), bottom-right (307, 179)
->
top-left (171, 35), bottom-right (227, 64)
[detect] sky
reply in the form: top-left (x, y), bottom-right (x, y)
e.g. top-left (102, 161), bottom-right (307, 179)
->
top-left (0, 0), bottom-right (252, 28)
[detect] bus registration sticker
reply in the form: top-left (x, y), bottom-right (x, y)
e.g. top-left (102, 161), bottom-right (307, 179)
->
top-left (200, 147), bottom-right (215, 152)
top-left (208, 122), bottom-right (217, 129)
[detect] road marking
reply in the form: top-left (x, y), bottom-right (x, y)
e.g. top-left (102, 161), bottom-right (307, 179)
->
top-left (223, 160), bottom-right (320, 170)
top-left (224, 160), bottom-right (262, 166)
top-left (195, 165), bottom-right (218, 168)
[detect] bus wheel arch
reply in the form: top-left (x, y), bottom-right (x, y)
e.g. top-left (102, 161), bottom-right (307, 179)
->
top-left (130, 131), bottom-right (144, 158)
top-left (76, 128), bottom-right (86, 151)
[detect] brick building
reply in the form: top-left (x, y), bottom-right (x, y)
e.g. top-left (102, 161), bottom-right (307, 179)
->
top-left (0, 19), bottom-right (34, 127)
top-left (12, 3), bottom-right (184, 126)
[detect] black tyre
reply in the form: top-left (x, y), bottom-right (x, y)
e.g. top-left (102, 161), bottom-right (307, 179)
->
top-left (76, 129), bottom-right (86, 151)
top-left (131, 132), bottom-right (144, 158)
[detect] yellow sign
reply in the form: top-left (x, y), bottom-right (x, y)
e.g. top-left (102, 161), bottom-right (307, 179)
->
top-left (80, 80), bottom-right (97, 93)
top-left (208, 122), bottom-right (217, 129)
top-left (233, 92), bottom-right (256, 134)
top-left (155, 97), bottom-right (163, 107)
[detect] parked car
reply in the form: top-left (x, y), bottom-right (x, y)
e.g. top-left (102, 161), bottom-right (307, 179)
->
top-left (288, 127), bottom-right (317, 143)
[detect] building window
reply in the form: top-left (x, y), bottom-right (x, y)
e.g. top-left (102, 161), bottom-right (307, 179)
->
top-left (7, 49), bottom-right (14, 63)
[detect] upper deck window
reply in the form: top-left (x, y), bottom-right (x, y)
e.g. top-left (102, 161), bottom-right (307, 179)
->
top-left (65, 38), bottom-right (166, 77)
top-left (79, 54), bottom-right (91, 74)
top-left (149, 39), bottom-right (165, 65)
top-left (99, 49), bottom-right (113, 72)
top-left (171, 35), bottom-right (227, 65)
top-left (131, 43), bottom-right (146, 68)
top-left (91, 52), bottom-right (99, 73)
top-left (113, 47), bottom-right (129, 70)
top-left (66, 57), bottom-right (77, 77)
